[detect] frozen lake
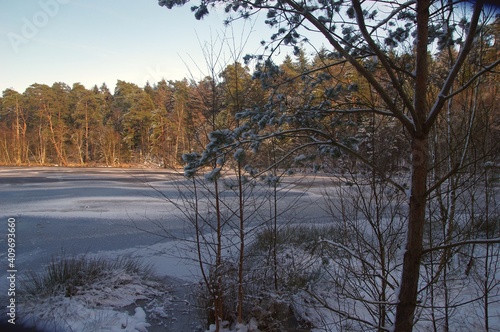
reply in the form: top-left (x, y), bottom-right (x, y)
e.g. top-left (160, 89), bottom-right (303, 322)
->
top-left (0, 167), bottom-right (333, 330)
top-left (0, 167), bottom-right (330, 280)
top-left (0, 167), bottom-right (196, 277)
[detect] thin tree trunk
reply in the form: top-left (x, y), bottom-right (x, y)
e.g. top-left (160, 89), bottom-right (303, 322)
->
top-left (394, 0), bottom-right (430, 329)
top-left (46, 111), bottom-right (67, 166)
top-left (395, 136), bottom-right (428, 331)
top-left (2, 138), bottom-right (11, 164)
top-left (14, 98), bottom-right (21, 165)
top-left (38, 119), bottom-right (46, 165)
top-left (214, 177), bottom-right (223, 332)
top-left (272, 146), bottom-right (279, 292)
top-left (483, 167), bottom-right (491, 332)
top-left (85, 102), bottom-right (89, 163)
top-left (175, 104), bottom-right (184, 162)
top-left (237, 160), bottom-right (245, 324)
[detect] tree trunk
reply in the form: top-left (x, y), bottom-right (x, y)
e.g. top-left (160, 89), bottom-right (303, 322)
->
top-left (85, 102), bottom-right (89, 163)
top-left (237, 161), bottom-right (245, 324)
top-left (394, 0), bottom-right (430, 329)
top-left (15, 99), bottom-right (21, 165)
top-left (214, 177), bottom-right (223, 332)
top-left (46, 112), bottom-right (67, 166)
top-left (395, 136), bottom-right (428, 331)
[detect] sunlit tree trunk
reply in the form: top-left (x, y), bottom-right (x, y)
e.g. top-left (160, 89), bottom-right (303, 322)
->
top-left (45, 105), bottom-right (68, 166)
top-left (14, 97), bottom-right (21, 164)
top-left (85, 101), bottom-right (89, 163)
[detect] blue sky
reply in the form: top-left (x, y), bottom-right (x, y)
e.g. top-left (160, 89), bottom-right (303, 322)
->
top-left (0, 0), bottom-right (271, 93)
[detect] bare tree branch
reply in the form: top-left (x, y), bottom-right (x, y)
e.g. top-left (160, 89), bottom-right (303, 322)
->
top-left (422, 238), bottom-right (500, 256)
top-left (442, 59), bottom-right (500, 101)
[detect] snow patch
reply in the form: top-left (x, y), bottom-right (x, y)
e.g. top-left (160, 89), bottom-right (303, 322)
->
top-left (19, 270), bottom-right (167, 332)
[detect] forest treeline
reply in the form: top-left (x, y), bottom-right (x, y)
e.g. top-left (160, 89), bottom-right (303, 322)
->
top-left (1, 58), bottom-right (270, 166)
top-left (1, 42), bottom-right (498, 168)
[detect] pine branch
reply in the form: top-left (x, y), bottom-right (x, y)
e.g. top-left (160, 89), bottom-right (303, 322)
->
top-left (281, 0), bottom-right (415, 131)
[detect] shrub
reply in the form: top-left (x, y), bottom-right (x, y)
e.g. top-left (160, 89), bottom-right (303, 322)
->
top-left (20, 254), bottom-right (156, 298)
